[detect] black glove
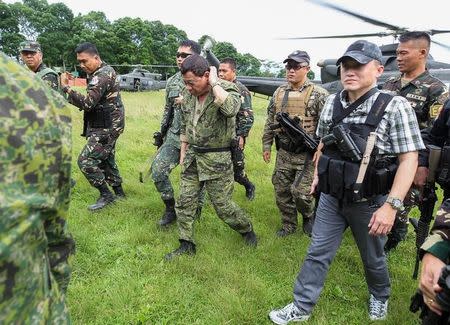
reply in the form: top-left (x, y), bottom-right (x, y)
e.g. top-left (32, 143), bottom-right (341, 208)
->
top-left (153, 131), bottom-right (163, 148)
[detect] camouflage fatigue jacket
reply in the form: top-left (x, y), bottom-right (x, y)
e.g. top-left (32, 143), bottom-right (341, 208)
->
top-left (421, 198), bottom-right (450, 263)
top-left (262, 80), bottom-right (328, 152)
top-left (382, 70), bottom-right (448, 129)
top-left (160, 71), bottom-right (184, 148)
top-left (235, 80), bottom-right (254, 138)
top-left (35, 63), bottom-right (59, 91)
top-left (67, 62), bottom-right (125, 137)
top-left (0, 53), bottom-right (72, 323)
top-left (180, 80), bottom-right (241, 181)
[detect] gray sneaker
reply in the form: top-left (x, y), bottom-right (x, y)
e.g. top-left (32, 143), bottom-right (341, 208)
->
top-left (368, 294), bottom-right (388, 321)
top-left (269, 302), bottom-right (310, 324)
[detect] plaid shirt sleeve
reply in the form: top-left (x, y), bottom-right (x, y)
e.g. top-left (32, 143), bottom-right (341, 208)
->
top-left (381, 96), bottom-right (425, 154)
top-left (316, 95), bottom-right (335, 138)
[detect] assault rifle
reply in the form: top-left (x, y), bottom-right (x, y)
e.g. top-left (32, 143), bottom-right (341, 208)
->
top-left (413, 145), bottom-right (442, 279)
top-left (271, 112), bottom-right (319, 153)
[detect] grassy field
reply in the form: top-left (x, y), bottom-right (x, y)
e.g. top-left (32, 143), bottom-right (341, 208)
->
top-left (66, 90), bottom-right (422, 324)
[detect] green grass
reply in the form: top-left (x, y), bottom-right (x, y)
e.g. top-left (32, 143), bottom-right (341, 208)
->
top-left (67, 90), bottom-right (421, 324)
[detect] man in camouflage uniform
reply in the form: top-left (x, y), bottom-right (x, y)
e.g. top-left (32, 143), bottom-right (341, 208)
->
top-left (218, 57), bottom-right (256, 200)
top-left (151, 40), bottom-right (202, 226)
top-left (19, 40), bottom-right (60, 91)
top-left (0, 53), bottom-right (71, 323)
top-left (262, 50), bottom-right (328, 237)
top-left (165, 55), bottom-right (257, 260)
top-left (382, 31), bottom-right (448, 252)
top-left (61, 42), bottom-right (125, 211)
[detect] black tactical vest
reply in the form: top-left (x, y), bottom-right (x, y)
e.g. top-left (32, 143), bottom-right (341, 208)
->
top-left (317, 92), bottom-right (397, 202)
top-left (82, 105), bottom-right (112, 136)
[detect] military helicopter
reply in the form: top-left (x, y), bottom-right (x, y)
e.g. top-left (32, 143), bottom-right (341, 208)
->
top-left (113, 64), bottom-right (175, 91)
top-left (238, 0), bottom-right (450, 96)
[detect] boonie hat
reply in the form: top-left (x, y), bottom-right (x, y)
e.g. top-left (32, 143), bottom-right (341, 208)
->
top-left (283, 50), bottom-right (310, 65)
top-left (336, 40), bottom-right (382, 65)
top-left (20, 40), bottom-right (41, 53)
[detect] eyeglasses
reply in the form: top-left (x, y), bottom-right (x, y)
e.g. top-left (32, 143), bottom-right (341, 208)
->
top-left (176, 52), bottom-right (192, 58)
top-left (285, 63), bottom-right (308, 71)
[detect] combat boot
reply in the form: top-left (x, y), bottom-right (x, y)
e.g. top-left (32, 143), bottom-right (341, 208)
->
top-left (112, 184), bottom-right (126, 199)
top-left (245, 182), bottom-right (256, 201)
top-left (242, 230), bottom-right (258, 247)
top-left (159, 198), bottom-right (177, 227)
top-left (302, 213), bottom-right (315, 237)
top-left (88, 184), bottom-right (115, 211)
top-left (164, 240), bottom-right (196, 261)
top-left (276, 227), bottom-right (296, 238)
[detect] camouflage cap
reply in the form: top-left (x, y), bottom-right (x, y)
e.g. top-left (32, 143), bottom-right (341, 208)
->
top-left (336, 40), bottom-right (382, 65)
top-left (283, 50), bottom-right (310, 65)
top-left (19, 40), bottom-right (41, 53)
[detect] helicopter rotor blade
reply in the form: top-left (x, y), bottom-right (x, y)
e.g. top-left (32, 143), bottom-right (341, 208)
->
top-left (431, 39), bottom-right (450, 51)
top-left (428, 29), bottom-right (450, 35)
top-left (279, 32), bottom-right (392, 40)
top-left (307, 0), bottom-right (405, 33)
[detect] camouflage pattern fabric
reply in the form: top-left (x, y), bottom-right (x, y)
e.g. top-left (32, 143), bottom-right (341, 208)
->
top-left (67, 62), bottom-right (124, 188)
top-left (0, 53), bottom-right (71, 323)
top-left (235, 80), bottom-right (254, 138)
top-left (421, 198), bottom-right (450, 261)
top-left (383, 71), bottom-right (448, 129)
top-left (383, 71), bottom-right (448, 244)
top-left (177, 79), bottom-right (253, 242)
top-left (151, 72), bottom-right (185, 199)
top-left (272, 149), bottom-right (315, 231)
top-left (35, 63), bottom-right (59, 91)
top-left (262, 82), bottom-right (327, 229)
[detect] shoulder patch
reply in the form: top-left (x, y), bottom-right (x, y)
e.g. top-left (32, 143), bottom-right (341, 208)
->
top-left (90, 76), bottom-right (99, 86)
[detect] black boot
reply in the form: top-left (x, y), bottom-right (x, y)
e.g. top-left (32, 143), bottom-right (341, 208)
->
top-left (112, 184), bottom-right (126, 199)
top-left (88, 184), bottom-right (115, 211)
top-left (164, 240), bottom-right (196, 261)
top-left (245, 182), bottom-right (256, 201)
top-left (302, 214), bottom-right (315, 237)
top-left (242, 230), bottom-right (258, 247)
top-left (159, 198), bottom-right (177, 227)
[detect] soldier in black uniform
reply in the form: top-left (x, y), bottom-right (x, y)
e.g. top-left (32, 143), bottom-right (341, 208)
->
top-left (61, 42), bottom-right (125, 211)
top-left (382, 31), bottom-right (448, 252)
top-left (19, 40), bottom-right (59, 91)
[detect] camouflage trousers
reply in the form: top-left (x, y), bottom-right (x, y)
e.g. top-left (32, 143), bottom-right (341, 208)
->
top-left (231, 141), bottom-right (252, 187)
top-left (151, 141), bottom-right (180, 201)
top-left (78, 130), bottom-right (122, 188)
top-left (176, 158), bottom-right (252, 244)
top-left (0, 211), bottom-right (70, 324)
top-left (272, 149), bottom-right (315, 232)
top-left (389, 188), bottom-right (421, 243)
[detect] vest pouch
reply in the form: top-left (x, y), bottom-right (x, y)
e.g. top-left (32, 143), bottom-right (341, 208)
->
top-left (89, 105), bottom-right (112, 129)
top-left (438, 146), bottom-right (450, 188)
top-left (329, 159), bottom-right (345, 199)
top-left (317, 155), bottom-right (331, 194)
top-left (343, 161), bottom-right (360, 201)
top-left (373, 168), bottom-right (389, 195)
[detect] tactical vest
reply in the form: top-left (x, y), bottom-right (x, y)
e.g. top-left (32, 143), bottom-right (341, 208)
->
top-left (82, 104), bottom-right (112, 136)
top-left (436, 112), bottom-right (450, 188)
top-left (317, 92), bottom-right (397, 202)
top-left (274, 84), bottom-right (316, 133)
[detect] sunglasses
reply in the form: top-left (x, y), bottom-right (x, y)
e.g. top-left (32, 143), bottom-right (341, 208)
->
top-left (285, 63), bottom-right (308, 71)
top-left (176, 52), bottom-right (192, 58)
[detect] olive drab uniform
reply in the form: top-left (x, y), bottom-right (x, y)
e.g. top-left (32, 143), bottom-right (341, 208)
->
top-left (67, 62), bottom-right (125, 191)
top-left (262, 80), bottom-right (328, 234)
top-left (35, 63), bottom-right (60, 92)
top-left (0, 53), bottom-right (72, 323)
top-left (382, 71), bottom-right (448, 251)
top-left (233, 80), bottom-right (255, 196)
top-left (176, 79), bottom-right (254, 244)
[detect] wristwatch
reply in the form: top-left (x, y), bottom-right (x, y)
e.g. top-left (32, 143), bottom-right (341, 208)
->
top-left (386, 196), bottom-right (405, 212)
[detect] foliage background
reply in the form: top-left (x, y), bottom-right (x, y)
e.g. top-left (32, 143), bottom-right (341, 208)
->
top-left (0, 0), bottom-right (285, 77)
top-left (66, 90), bottom-right (421, 324)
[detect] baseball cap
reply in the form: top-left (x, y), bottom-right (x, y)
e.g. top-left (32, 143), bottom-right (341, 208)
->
top-left (336, 40), bottom-right (382, 65)
top-left (283, 50), bottom-right (310, 65)
top-left (20, 40), bottom-right (41, 53)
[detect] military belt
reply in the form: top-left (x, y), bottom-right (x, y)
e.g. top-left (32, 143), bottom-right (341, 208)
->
top-left (191, 145), bottom-right (230, 153)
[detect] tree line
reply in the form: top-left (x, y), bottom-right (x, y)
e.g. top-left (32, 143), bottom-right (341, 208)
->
top-left (0, 0), bottom-right (284, 78)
